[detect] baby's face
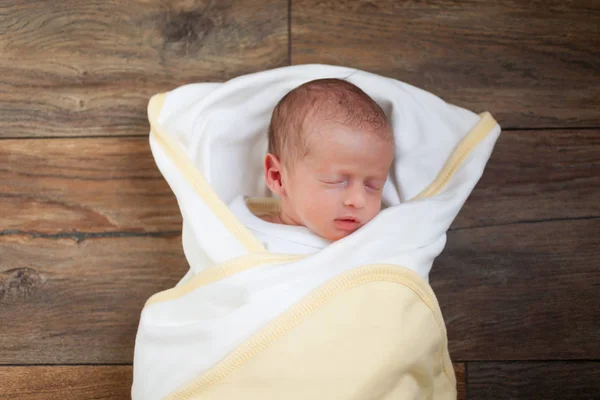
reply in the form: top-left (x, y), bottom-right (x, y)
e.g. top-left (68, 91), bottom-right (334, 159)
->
top-left (281, 121), bottom-right (394, 241)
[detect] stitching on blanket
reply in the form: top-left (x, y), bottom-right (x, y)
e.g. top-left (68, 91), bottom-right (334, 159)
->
top-left (164, 264), bottom-right (455, 399)
top-left (411, 112), bottom-right (498, 201)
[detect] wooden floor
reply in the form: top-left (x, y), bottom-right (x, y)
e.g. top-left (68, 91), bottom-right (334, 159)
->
top-left (1, 1), bottom-right (598, 398)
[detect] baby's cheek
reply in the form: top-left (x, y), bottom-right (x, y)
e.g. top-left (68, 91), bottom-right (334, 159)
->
top-left (305, 192), bottom-right (334, 227)
top-left (300, 191), bottom-right (318, 213)
top-left (365, 198), bottom-right (382, 223)
top-left (309, 193), bottom-right (331, 219)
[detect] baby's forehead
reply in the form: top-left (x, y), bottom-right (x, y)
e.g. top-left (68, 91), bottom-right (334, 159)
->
top-left (303, 114), bottom-right (393, 144)
top-left (303, 121), bottom-right (394, 164)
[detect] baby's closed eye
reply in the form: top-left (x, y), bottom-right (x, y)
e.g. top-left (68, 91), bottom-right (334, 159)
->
top-left (319, 177), bottom-right (383, 191)
top-left (320, 178), bottom-right (347, 187)
top-left (365, 179), bottom-right (385, 191)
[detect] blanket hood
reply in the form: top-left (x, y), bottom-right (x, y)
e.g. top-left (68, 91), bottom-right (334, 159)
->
top-left (147, 64), bottom-right (500, 279)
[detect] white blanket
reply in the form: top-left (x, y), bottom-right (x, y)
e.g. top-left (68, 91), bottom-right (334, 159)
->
top-left (132, 64), bottom-right (501, 400)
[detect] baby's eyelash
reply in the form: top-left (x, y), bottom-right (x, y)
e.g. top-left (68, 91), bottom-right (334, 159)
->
top-left (321, 179), bottom-right (346, 186)
top-left (365, 181), bottom-right (384, 191)
top-left (320, 178), bottom-right (383, 190)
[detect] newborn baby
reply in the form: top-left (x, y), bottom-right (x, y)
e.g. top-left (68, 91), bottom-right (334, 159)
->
top-left (229, 78), bottom-right (394, 253)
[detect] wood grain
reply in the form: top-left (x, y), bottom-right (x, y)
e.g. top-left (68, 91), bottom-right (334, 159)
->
top-left (0, 366), bottom-right (132, 400)
top-left (0, 137), bottom-right (181, 234)
top-left (453, 129), bottom-right (600, 229)
top-left (467, 362), bottom-right (600, 399)
top-left (291, 0), bottom-right (600, 129)
top-left (0, 0), bottom-right (288, 138)
top-left (432, 218), bottom-right (600, 361)
top-left (0, 235), bottom-right (187, 364)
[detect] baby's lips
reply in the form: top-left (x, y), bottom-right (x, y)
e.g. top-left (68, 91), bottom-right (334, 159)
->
top-left (336, 215), bottom-right (360, 222)
top-left (333, 218), bottom-right (361, 231)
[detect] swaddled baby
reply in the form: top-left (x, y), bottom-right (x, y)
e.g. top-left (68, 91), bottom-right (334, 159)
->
top-left (229, 78), bottom-right (394, 254)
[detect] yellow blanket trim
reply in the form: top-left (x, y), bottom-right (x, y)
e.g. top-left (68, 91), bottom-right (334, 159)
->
top-left (145, 252), bottom-right (304, 307)
top-left (165, 264), bottom-right (455, 400)
top-left (411, 112), bottom-right (498, 201)
top-left (147, 93), bottom-right (266, 254)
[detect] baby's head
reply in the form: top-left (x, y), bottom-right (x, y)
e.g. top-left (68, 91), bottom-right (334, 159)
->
top-left (264, 78), bottom-right (395, 241)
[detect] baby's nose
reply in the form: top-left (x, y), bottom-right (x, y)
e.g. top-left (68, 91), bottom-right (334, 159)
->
top-left (344, 185), bottom-right (366, 209)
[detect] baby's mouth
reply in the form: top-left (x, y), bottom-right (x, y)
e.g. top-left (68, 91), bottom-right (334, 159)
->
top-left (334, 216), bottom-right (361, 231)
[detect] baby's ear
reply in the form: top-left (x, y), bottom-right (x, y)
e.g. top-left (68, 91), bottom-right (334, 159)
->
top-left (264, 153), bottom-right (286, 196)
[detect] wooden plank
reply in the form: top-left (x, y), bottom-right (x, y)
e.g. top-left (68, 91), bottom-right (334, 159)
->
top-left (0, 366), bottom-right (132, 400)
top-left (431, 218), bottom-right (600, 360)
top-left (3, 129), bottom-right (597, 235)
top-left (455, 363), bottom-right (466, 400)
top-left (0, 364), bottom-right (465, 399)
top-left (453, 129), bottom-right (600, 229)
top-left (0, 235), bottom-right (187, 364)
top-left (291, 0), bottom-right (600, 129)
top-left (0, 137), bottom-right (181, 234)
top-left (467, 362), bottom-right (600, 399)
top-left (0, 0), bottom-right (288, 138)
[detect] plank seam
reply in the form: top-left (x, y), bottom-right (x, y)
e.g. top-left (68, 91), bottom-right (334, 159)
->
top-left (463, 360), bottom-right (600, 363)
top-left (0, 230), bottom-right (180, 242)
top-left (2, 217), bottom-right (597, 241)
top-left (1, 127), bottom-right (597, 141)
top-left (502, 126), bottom-right (600, 132)
top-left (0, 134), bottom-right (148, 140)
top-left (449, 215), bottom-right (600, 232)
top-left (0, 363), bottom-right (133, 367)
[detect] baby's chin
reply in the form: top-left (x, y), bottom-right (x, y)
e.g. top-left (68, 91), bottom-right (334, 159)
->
top-left (326, 232), bottom-right (352, 242)
top-left (317, 226), bottom-right (358, 242)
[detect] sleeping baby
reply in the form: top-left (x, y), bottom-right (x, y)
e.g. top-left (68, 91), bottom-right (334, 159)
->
top-left (228, 78), bottom-right (395, 254)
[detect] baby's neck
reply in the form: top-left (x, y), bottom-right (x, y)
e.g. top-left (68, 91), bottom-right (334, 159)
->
top-left (259, 213), bottom-right (283, 224)
top-left (245, 197), bottom-right (301, 226)
top-left (259, 209), bottom-right (300, 226)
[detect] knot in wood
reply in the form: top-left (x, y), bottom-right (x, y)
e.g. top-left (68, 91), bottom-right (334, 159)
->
top-left (163, 11), bottom-right (214, 50)
top-left (0, 267), bottom-right (46, 304)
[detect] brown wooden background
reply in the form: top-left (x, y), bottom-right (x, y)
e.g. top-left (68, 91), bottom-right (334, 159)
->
top-left (1, 1), bottom-right (598, 399)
